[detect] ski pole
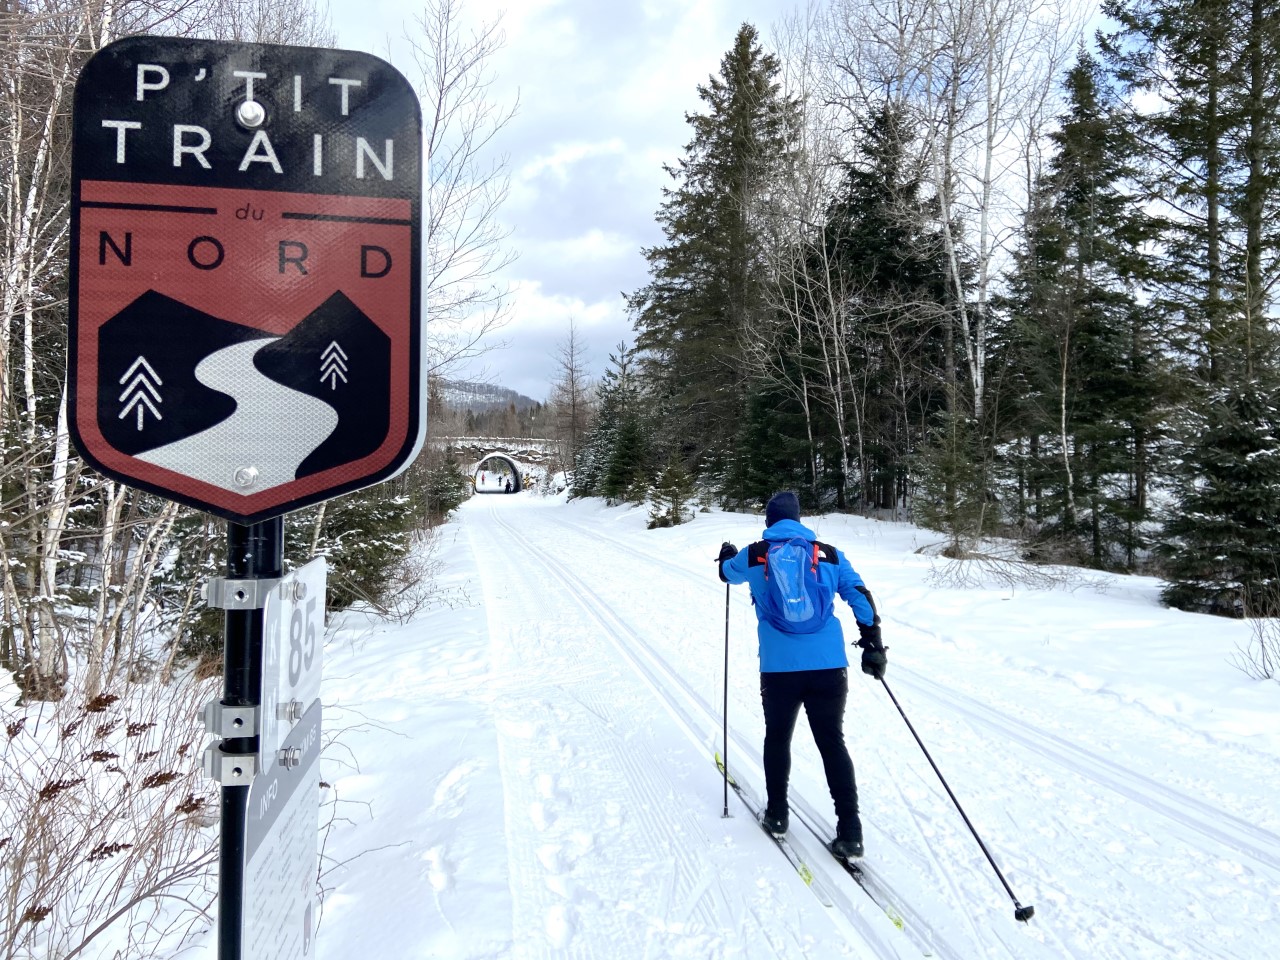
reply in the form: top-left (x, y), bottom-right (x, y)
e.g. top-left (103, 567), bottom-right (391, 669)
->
top-left (721, 582), bottom-right (731, 818)
top-left (878, 677), bottom-right (1035, 923)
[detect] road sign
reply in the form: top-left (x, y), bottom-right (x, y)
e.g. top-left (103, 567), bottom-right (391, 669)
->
top-left (260, 558), bottom-right (325, 771)
top-left (244, 699), bottom-right (321, 960)
top-left (69, 37), bottom-right (423, 524)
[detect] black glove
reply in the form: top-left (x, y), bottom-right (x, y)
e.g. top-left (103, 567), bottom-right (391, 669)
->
top-left (717, 542), bottom-right (738, 562)
top-left (857, 622), bottom-right (887, 680)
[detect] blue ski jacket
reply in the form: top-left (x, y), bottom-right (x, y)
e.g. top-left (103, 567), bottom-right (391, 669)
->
top-left (719, 518), bottom-right (878, 673)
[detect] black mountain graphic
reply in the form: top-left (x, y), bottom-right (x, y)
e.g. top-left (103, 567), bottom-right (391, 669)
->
top-left (98, 291), bottom-right (271, 455)
top-left (252, 291), bottom-right (390, 479)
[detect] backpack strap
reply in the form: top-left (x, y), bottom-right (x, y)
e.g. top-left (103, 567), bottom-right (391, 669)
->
top-left (750, 540), bottom-right (836, 569)
top-left (813, 541), bottom-right (838, 566)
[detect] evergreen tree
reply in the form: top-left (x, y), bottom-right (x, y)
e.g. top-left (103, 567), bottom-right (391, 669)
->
top-left (994, 51), bottom-right (1160, 569)
top-left (630, 23), bottom-right (800, 477)
top-left (748, 101), bottom-right (949, 515)
top-left (574, 343), bottom-right (649, 499)
top-left (1100, 0), bottom-right (1280, 380)
top-left (912, 406), bottom-right (988, 555)
top-left (1103, 1), bottom-right (1280, 595)
top-left (602, 413), bottom-right (648, 501)
top-left (1162, 380), bottom-right (1280, 614)
top-left (414, 447), bottom-right (473, 524)
top-left (725, 380), bottom-right (813, 510)
top-left (289, 486), bottom-right (416, 611)
top-left (647, 459), bottom-right (697, 528)
top-left (820, 103), bottom-right (950, 510)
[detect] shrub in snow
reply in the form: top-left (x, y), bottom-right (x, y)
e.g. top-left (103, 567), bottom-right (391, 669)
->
top-left (0, 671), bottom-right (218, 959)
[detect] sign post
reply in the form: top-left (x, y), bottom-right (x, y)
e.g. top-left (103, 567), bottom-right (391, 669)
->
top-left (69, 36), bottom-right (423, 960)
top-left (214, 518), bottom-right (284, 960)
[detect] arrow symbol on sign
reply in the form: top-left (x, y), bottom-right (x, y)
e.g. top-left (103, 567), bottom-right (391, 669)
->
top-left (320, 341), bottom-right (348, 390)
top-left (118, 355), bottom-right (163, 431)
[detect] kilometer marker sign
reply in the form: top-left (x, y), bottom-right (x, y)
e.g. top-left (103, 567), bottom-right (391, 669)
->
top-left (69, 37), bottom-right (423, 524)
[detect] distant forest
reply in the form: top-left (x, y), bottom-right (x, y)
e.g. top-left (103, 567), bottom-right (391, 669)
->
top-left (428, 377), bottom-right (545, 438)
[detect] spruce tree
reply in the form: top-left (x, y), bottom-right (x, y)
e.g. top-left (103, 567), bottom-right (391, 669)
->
top-left (726, 381), bottom-right (814, 510)
top-left (647, 460), bottom-right (697, 528)
top-left (1162, 380), bottom-right (1280, 615)
top-left (1100, 0), bottom-right (1280, 380)
top-left (630, 24), bottom-right (799, 478)
top-left (574, 343), bottom-right (649, 500)
top-left (820, 103), bottom-right (950, 511)
top-left (912, 406), bottom-right (988, 556)
top-left (994, 51), bottom-right (1159, 569)
top-left (1103, 1), bottom-right (1280, 595)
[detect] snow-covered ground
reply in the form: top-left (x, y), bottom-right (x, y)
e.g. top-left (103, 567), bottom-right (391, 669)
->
top-left (311, 493), bottom-right (1280, 959)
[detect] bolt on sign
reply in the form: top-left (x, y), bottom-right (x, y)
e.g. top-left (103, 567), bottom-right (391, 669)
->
top-left (69, 37), bottom-right (423, 524)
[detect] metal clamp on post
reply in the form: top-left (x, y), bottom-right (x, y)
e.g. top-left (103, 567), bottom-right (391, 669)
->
top-left (201, 742), bottom-right (258, 786)
top-left (203, 576), bottom-right (280, 611)
top-left (201, 699), bottom-right (260, 739)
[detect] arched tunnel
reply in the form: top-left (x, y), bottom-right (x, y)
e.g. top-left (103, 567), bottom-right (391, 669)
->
top-left (473, 453), bottom-right (524, 493)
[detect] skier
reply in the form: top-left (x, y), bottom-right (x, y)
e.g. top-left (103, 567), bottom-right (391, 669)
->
top-left (504, 479), bottom-right (512, 493)
top-left (717, 491), bottom-right (887, 860)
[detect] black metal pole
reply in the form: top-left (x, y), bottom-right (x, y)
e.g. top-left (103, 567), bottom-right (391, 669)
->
top-left (219, 517), bottom-right (283, 959)
top-left (878, 677), bottom-right (1035, 923)
top-left (722, 583), bottom-right (731, 818)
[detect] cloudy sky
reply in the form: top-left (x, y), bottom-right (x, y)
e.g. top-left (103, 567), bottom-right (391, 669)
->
top-left (330, 0), bottom-right (789, 402)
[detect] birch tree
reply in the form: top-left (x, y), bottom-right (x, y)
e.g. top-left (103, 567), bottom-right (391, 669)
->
top-left (407, 0), bottom-right (517, 378)
top-left (2, 0), bottom-right (338, 700)
top-left (747, 7), bottom-right (953, 512)
top-left (1, 4), bottom-right (339, 958)
top-left (820, 0), bottom-right (1080, 423)
top-left (2, 1), bottom-right (122, 699)
top-left (740, 6), bottom-right (838, 505)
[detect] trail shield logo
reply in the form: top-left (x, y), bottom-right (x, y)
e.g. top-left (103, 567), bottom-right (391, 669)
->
top-left (69, 37), bottom-right (423, 524)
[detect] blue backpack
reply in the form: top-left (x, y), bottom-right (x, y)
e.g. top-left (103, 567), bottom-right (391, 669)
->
top-left (758, 538), bottom-right (835, 634)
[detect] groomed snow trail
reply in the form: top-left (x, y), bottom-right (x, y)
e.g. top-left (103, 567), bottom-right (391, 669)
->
top-left (316, 494), bottom-right (1280, 960)
top-left (467, 499), bottom-right (883, 959)
top-left (471, 497), bottom-right (1280, 959)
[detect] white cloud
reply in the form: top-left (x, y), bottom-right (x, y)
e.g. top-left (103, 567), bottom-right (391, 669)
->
top-left (458, 279), bottom-right (632, 400)
top-left (516, 138), bottom-right (627, 184)
top-left (452, 0), bottom-right (572, 41)
top-left (536, 228), bottom-right (633, 264)
top-left (331, 0), bottom-right (786, 399)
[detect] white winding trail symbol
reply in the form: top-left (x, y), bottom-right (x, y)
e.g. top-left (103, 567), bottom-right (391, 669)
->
top-left (137, 339), bottom-right (339, 494)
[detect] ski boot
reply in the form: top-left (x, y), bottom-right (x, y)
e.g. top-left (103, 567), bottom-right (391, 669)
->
top-left (760, 809), bottom-right (789, 838)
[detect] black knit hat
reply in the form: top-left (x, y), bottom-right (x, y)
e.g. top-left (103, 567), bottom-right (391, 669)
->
top-left (765, 491), bottom-right (801, 528)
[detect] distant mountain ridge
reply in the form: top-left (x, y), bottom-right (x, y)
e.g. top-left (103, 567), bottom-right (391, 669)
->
top-left (440, 379), bottom-right (539, 413)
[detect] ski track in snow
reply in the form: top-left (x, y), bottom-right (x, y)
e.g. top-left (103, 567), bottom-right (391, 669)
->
top-left (480, 506), bottom-right (933, 960)
top-left (469, 507), bottom-right (851, 960)
top-left (543, 513), bottom-right (1042, 958)
top-left (896, 670), bottom-right (1280, 871)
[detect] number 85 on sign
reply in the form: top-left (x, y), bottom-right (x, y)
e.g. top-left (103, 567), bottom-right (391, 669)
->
top-left (262, 558), bottom-right (325, 769)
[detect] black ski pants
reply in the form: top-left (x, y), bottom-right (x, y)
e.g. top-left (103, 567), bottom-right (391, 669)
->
top-left (760, 667), bottom-right (859, 824)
